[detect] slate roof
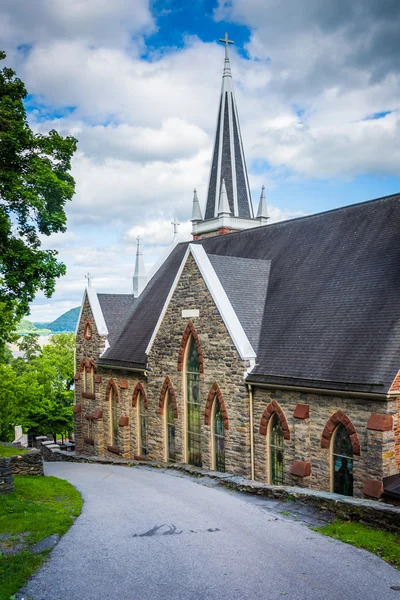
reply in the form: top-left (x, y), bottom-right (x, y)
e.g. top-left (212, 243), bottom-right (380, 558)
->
top-left (100, 192), bottom-right (400, 395)
top-left (208, 254), bottom-right (270, 352)
top-left (97, 294), bottom-right (135, 347)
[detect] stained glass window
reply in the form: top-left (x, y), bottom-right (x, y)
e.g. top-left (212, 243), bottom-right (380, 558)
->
top-left (214, 398), bottom-right (225, 472)
top-left (90, 367), bottom-right (95, 393)
top-left (186, 336), bottom-right (202, 467)
top-left (138, 392), bottom-right (148, 456)
top-left (270, 413), bottom-right (284, 485)
top-left (166, 391), bottom-right (176, 462)
top-left (110, 385), bottom-right (118, 446)
top-left (333, 423), bottom-right (353, 496)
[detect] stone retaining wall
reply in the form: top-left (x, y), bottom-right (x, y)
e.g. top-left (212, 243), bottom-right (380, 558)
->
top-left (0, 458), bottom-right (14, 494)
top-left (10, 449), bottom-right (43, 476)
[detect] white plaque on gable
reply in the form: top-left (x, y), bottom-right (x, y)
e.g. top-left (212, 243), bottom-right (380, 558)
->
top-left (182, 309), bottom-right (199, 318)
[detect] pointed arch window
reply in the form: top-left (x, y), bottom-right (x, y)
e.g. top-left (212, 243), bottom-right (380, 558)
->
top-left (270, 413), bottom-right (284, 485)
top-left (213, 398), bottom-right (225, 472)
top-left (166, 391), bottom-right (176, 462)
top-left (186, 335), bottom-right (201, 467)
top-left (333, 423), bottom-right (353, 496)
top-left (109, 385), bottom-right (118, 447)
top-left (138, 392), bottom-right (148, 456)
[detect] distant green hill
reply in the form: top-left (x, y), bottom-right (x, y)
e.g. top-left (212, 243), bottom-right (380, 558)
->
top-left (34, 306), bottom-right (80, 333)
top-left (17, 319), bottom-right (52, 336)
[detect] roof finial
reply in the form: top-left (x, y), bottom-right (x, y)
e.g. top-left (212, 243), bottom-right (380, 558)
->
top-left (218, 179), bottom-right (231, 216)
top-left (257, 185), bottom-right (269, 223)
top-left (85, 272), bottom-right (92, 287)
top-left (191, 188), bottom-right (203, 222)
top-left (219, 32), bottom-right (234, 78)
top-left (133, 236), bottom-right (147, 297)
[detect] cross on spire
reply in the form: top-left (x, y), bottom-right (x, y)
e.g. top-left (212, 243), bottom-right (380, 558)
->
top-left (85, 272), bottom-right (92, 287)
top-left (219, 32), bottom-right (234, 54)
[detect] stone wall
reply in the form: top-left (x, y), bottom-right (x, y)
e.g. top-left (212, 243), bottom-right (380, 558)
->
top-left (253, 387), bottom-right (397, 498)
top-left (10, 449), bottom-right (43, 476)
top-left (75, 297), bottom-right (109, 454)
top-left (146, 254), bottom-right (251, 477)
top-left (0, 458), bottom-right (14, 494)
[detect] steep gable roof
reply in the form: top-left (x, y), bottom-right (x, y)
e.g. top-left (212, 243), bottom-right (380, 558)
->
top-left (208, 254), bottom-right (270, 352)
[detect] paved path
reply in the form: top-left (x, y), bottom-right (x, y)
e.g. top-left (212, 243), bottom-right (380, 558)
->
top-left (20, 463), bottom-right (400, 600)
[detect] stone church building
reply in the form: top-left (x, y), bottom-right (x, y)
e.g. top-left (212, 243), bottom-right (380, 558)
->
top-left (74, 35), bottom-right (400, 500)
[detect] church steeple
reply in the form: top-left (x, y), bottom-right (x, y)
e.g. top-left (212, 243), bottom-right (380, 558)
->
top-left (191, 33), bottom-right (267, 240)
top-left (204, 32), bottom-right (254, 221)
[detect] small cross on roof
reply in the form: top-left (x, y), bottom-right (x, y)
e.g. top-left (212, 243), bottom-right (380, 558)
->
top-left (219, 32), bottom-right (234, 48)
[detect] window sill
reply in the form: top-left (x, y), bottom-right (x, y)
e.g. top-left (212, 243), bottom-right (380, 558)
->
top-left (107, 445), bottom-right (121, 455)
top-left (82, 391), bottom-right (95, 399)
top-left (84, 437), bottom-right (95, 446)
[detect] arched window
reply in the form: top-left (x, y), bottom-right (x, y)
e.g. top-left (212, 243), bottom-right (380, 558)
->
top-left (270, 413), bottom-right (284, 485)
top-left (138, 392), bottom-right (148, 456)
top-left (109, 385), bottom-right (118, 447)
top-left (213, 398), bottom-right (225, 472)
top-left (90, 366), bottom-right (95, 393)
top-left (333, 423), bottom-right (353, 496)
top-left (186, 335), bottom-right (201, 466)
top-left (166, 391), bottom-right (176, 462)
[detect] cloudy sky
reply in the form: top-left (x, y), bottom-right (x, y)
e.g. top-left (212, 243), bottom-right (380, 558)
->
top-left (2, 0), bottom-right (400, 322)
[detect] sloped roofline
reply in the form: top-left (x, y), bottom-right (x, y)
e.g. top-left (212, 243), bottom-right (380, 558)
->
top-left (75, 286), bottom-right (108, 337)
top-left (145, 243), bottom-right (256, 362)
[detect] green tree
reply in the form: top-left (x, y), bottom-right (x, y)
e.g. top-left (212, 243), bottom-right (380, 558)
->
top-left (0, 50), bottom-right (77, 343)
top-left (18, 333), bottom-right (41, 360)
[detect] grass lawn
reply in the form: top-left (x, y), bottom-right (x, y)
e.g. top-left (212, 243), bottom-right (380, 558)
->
top-left (316, 520), bottom-right (400, 570)
top-left (0, 446), bottom-right (29, 457)
top-left (0, 475), bottom-right (82, 600)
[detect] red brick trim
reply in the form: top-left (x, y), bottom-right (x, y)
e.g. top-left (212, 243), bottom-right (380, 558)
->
top-left (389, 369), bottom-right (400, 393)
top-left (320, 410), bottom-right (360, 455)
top-left (107, 445), bottom-right (121, 455)
top-left (73, 403), bottom-right (82, 414)
top-left (132, 382), bottom-right (148, 409)
top-left (105, 378), bottom-right (120, 403)
top-left (95, 375), bottom-right (102, 384)
top-left (291, 460), bottom-right (311, 477)
top-left (86, 409), bottom-right (102, 420)
top-left (74, 372), bottom-right (81, 381)
top-left (293, 404), bottom-right (310, 420)
top-left (177, 321), bottom-right (204, 373)
top-left (367, 413), bottom-right (393, 432)
top-left (118, 416), bottom-right (129, 427)
top-left (259, 400), bottom-right (290, 440)
top-left (80, 357), bottom-right (89, 372)
top-left (81, 391), bottom-right (95, 400)
top-left (363, 479), bottom-right (384, 499)
top-left (218, 227), bottom-right (232, 235)
top-left (158, 376), bottom-right (178, 417)
top-left (84, 319), bottom-right (92, 340)
top-left (88, 357), bottom-right (97, 373)
top-left (84, 437), bottom-right (95, 446)
top-left (204, 382), bottom-right (229, 430)
top-left (120, 379), bottom-right (128, 389)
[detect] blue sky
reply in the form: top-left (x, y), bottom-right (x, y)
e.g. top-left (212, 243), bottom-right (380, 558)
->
top-left (1, 0), bottom-right (400, 321)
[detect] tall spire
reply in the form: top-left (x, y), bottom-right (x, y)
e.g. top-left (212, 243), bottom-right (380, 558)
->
top-left (257, 185), bottom-right (269, 222)
top-left (191, 189), bottom-right (203, 222)
top-left (133, 236), bottom-right (147, 297)
top-left (204, 32), bottom-right (254, 222)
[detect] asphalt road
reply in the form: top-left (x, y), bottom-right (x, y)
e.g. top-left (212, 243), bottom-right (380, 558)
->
top-left (20, 462), bottom-right (400, 600)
